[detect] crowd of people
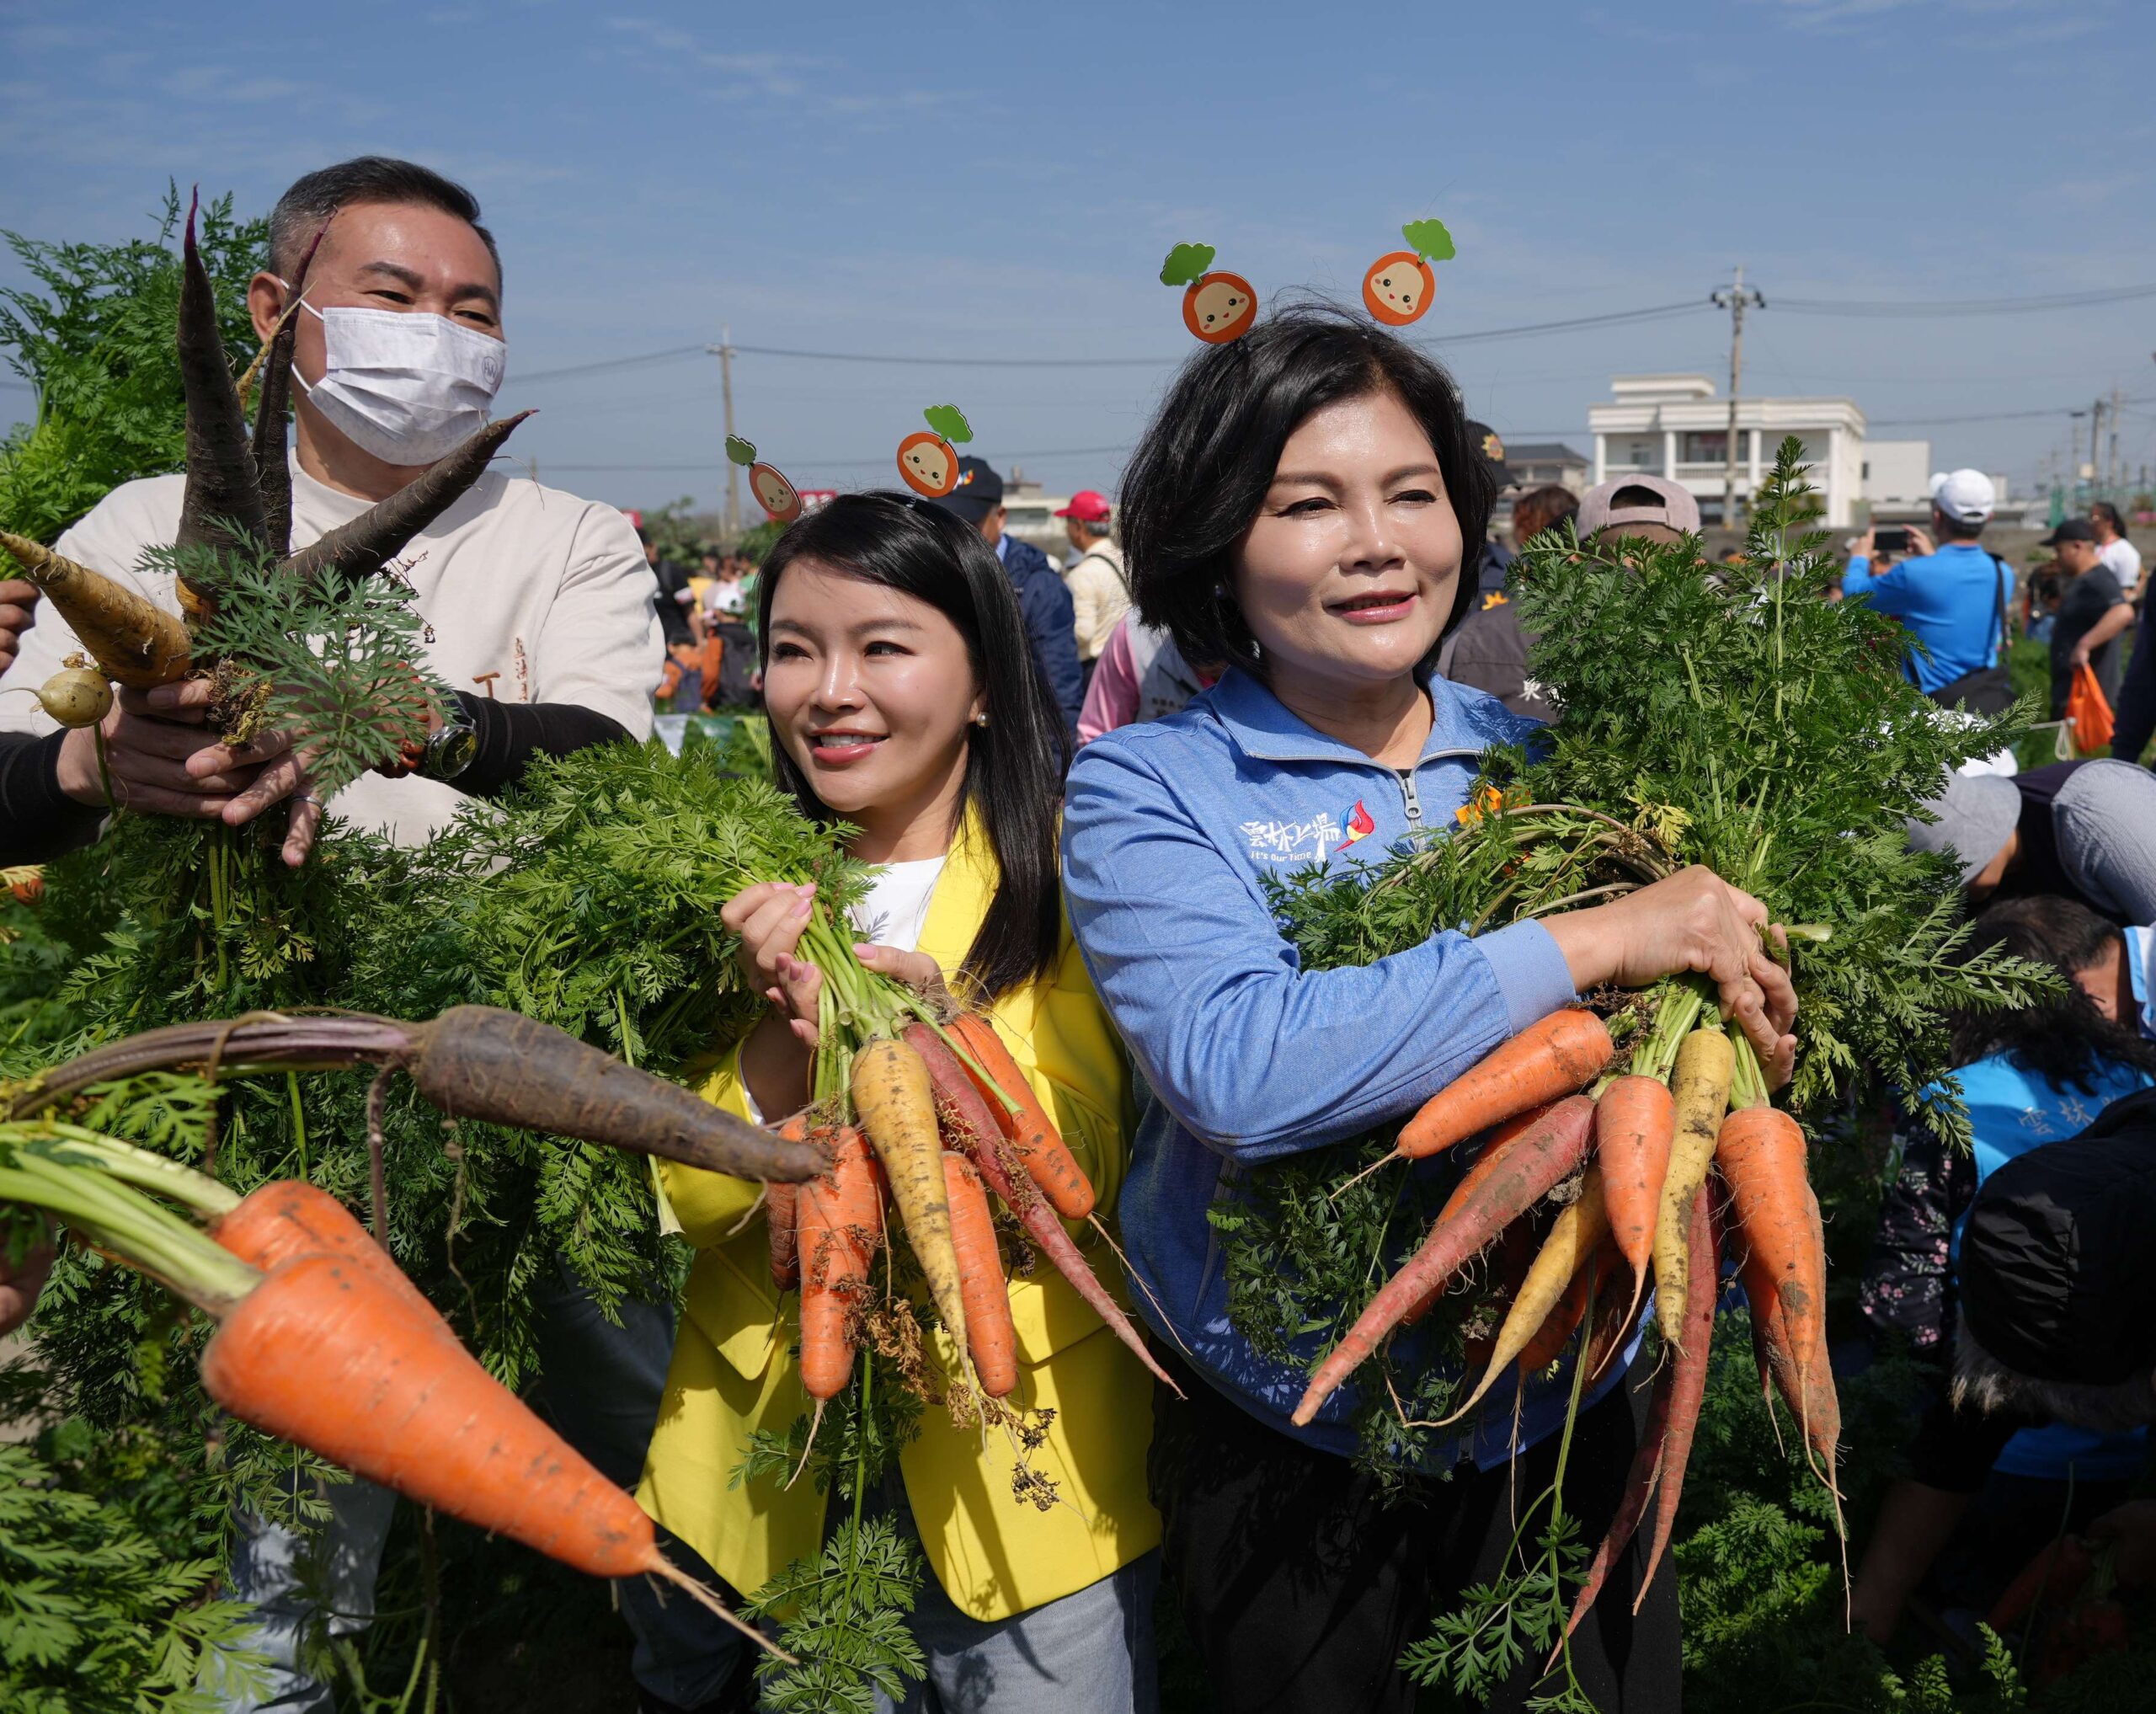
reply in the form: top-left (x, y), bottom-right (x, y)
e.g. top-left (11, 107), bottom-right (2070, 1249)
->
top-left (0, 151), bottom-right (2153, 1714)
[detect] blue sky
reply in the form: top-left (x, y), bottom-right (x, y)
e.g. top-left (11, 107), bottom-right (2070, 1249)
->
top-left (3, 0), bottom-right (2152, 515)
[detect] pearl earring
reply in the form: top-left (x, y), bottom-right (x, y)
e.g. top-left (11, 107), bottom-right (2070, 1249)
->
top-left (972, 712), bottom-right (990, 728)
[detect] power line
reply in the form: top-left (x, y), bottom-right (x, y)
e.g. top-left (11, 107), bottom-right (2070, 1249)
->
top-left (1868, 392), bottom-right (2156, 428)
top-left (506, 300), bottom-right (1712, 386)
top-left (1774, 282), bottom-right (2156, 318)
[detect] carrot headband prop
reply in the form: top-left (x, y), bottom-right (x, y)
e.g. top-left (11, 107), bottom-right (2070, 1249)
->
top-left (1161, 243), bottom-right (1257, 345)
top-left (728, 435), bottom-right (803, 524)
top-left (1363, 218), bottom-right (1454, 327)
top-left (896, 403), bottom-right (973, 498)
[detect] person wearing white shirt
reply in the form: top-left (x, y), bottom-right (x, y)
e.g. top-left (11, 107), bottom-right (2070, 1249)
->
top-left (0, 158), bottom-right (661, 869)
top-left (0, 155), bottom-right (673, 1714)
top-left (2093, 502), bottom-right (2143, 601)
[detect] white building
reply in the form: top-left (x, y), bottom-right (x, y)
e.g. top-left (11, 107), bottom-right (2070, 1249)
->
top-left (1588, 375), bottom-right (1867, 527)
top-left (1861, 439), bottom-right (2020, 524)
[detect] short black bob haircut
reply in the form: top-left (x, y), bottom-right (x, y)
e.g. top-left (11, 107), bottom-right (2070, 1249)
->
top-left (755, 492), bottom-right (1071, 1003)
top-left (269, 157), bottom-right (500, 286)
top-left (1118, 303), bottom-right (1495, 681)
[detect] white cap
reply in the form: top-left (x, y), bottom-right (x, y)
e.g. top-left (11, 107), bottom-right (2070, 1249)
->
top-left (1930, 468), bottom-right (1997, 525)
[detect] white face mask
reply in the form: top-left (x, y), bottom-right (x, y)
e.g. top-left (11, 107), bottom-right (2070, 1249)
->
top-left (286, 294), bottom-right (505, 466)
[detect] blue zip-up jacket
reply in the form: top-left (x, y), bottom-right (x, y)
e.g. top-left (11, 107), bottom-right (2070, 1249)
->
top-left (1843, 543), bottom-right (2011, 695)
top-left (1062, 667), bottom-right (1636, 1468)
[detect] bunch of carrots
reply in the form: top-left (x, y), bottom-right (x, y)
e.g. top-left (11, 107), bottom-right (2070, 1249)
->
top-left (756, 903), bottom-right (1171, 1417)
top-left (1290, 979), bottom-right (1838, 1637)
top-left (0, 1129), bottom-right (785, 1658)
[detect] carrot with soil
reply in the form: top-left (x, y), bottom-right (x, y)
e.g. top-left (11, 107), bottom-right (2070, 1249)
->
top-left (905, 1021), bottom-right (1180, 1394)
top-left (1442, 1163), bottom-right (1610, 1423)
top-left (1716, 1104), bottom-right (1829, 1441)
top-left (1653, 1027), bottom-right (1733, 1345)
top-left (1596, 1072), bottom-right (1675, 1327)
top-left (851, 1037), bottom-right (971, 1364)
top-left (796, 1126), bottom-right (883, 1402)
top-left (1292, 1092), bottom-right (1598, 1426)
top-left (943, 1151), bottom-right (1018, 1397)
top-left (947, 1012), bottom-right (1094, 1220)
top-left (1633, 1182), bottom-right (1718, 1607)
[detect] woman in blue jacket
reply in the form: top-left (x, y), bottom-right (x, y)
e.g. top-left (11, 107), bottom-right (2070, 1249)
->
top-left (1061, 307), bottom-right (1797, 1713)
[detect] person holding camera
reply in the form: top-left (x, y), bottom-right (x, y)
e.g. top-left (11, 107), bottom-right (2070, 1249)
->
top-left (1844, 470), bottom-right (2015, 713)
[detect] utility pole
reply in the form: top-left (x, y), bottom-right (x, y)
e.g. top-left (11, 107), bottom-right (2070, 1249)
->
top-left (2107, 383), bottom-right (2121, 495)
top-left (1710, 265), bottom-right (1765, 531)
top-left (2070, 408), bottom-right (2086, 506)
top-left (707, 330), bottom-right (741, 543)
top-left (2089, 394), bottom-right (2106, 505)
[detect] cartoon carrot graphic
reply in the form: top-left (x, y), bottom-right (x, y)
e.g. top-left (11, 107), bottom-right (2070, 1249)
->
top-left (1362, 219), bottom-right (1455, 328)
top-left (1161, 243), bottom-right (1257, 345)
top-left (728, 435), bottom-right (802, 524)
top-left (897, 404), bottom-right (973, 499)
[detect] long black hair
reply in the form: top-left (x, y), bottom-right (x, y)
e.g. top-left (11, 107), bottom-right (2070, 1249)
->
top-left (755, 491), bottom-right (1071, 1001)
top-left (1950, 895), bottom-right (2156, 1094)
top-left (1118, 302), bottom-right (1495, 681)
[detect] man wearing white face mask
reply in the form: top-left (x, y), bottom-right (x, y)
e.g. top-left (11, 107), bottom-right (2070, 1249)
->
top-left (0, 159), bottom-right (702, 1714)
top-left (0, 156), bottom-right (662, 865)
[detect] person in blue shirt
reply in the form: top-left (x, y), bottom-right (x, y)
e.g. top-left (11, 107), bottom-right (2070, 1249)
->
top-left (1844, 468), bottom-right (2015, 701)
top-left (1851, 895), bottom-right (2156, 1645)
top-left (1060, 305), bottom-right (1798, 1714)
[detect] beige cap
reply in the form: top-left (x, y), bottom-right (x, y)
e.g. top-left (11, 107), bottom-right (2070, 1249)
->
top-left (1577, 474), bottom-right (1702, 539)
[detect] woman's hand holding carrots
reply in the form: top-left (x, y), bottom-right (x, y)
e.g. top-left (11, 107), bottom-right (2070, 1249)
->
top-left (1541, 865), bottom-right (1798, 1087)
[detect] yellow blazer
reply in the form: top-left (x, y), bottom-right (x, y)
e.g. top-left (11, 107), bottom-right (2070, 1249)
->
top-left (636, 819), bottom-right (1161, 1621)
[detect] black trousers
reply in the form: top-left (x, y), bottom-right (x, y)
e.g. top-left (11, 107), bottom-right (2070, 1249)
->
top-left (1145, 1346), bottom-right (1681, 1713)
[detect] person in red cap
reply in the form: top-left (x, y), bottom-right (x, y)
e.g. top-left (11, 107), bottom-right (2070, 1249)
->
top-left (1055, 489), bottom-right (1130, 688)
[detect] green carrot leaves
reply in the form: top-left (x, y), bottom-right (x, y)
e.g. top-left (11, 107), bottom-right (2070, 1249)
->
top-left (726, 434), bottom-right (758, 466)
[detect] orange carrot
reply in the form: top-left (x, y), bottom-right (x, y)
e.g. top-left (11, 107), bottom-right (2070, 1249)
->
top-left (197, 1251), bottom-right (781, 1655)
top-left (1716, 1106), bottom-right (1827, 1437)
top-left (1460, 1218), bottom-right (1540, 1358)
top-left (768, 1183), bottom-right (800, 1292)
top-left (947, 1014), bottom-right (1094, 1220)
top-left (1633, 1183), bottom-right (1717, 1606)
top-left (796, 1126), bottom-right (882, 1401)
top-left (211, 1180), bottom-right (436, 1325)
top-left (1445, 1167), bottom-right (1609, 1423)
top-left (766, 1116), bottom-right (811, 1292)
top-left (1596, 1074), bottom-right (1675, 1328)
top-left (1392, 1009), bottom-right (1611, 1162)
top-left (906, 1023), bottom-right (1180, 1395)
top-left (1292, 1093), bottom-right (1597, 1427)
top-left (1578, 1242), bottom-right (1635, 1381)
top-left (943, 1152), bottom-right (1018, 1397)
top-left (1403, 1104), bottom-right (1554, 1327)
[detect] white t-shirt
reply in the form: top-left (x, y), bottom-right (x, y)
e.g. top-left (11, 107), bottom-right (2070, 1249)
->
top-left (849, 855), bottom-right (947, 954)
top-left (1, 459), bottom-right (664, 846)
top-left (2100, 537), bottom-right (2143, 595)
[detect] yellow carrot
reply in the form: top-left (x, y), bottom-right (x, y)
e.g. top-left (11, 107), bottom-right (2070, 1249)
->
top-left (1440, 1166), bottom-right (1609, 1424)
top-left (1653, 1028), bottom-right (1733, 1346)
top-left (851, 1038), bottom-right (969, 1371)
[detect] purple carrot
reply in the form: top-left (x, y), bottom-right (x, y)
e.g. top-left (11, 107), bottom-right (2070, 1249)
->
top-left (252, 218), bottom-right (329, 559)
top-left (175, 188), bottom-right (266, 584)
top-left (280, 412), bottom-right (533, 588)
top-left (901, 1021), bottom-right (1181, 1396)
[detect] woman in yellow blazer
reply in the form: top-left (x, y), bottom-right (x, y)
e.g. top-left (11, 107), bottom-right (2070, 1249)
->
top-left (638, 492), bottom-right (1161, 1713)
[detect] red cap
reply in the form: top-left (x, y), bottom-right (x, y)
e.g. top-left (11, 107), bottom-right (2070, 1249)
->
top-left (1054, 489), bottom-right (1113, 522)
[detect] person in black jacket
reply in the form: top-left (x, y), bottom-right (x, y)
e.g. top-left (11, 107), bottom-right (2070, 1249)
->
top-left (930, 457), bottom-right (1082, 734)
top-left (2113, 594), bottom-right (2155, 767)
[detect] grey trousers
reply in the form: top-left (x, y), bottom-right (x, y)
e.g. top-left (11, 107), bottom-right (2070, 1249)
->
top-left (200, 1257), bottom-right (726, 1711)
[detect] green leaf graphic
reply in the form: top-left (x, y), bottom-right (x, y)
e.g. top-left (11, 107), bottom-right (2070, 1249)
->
top-left (921, 404), bottom-right (972, 445)
top-left (1159, 242), bottom-right (1217, 286)
top-left (1401, 218), bottom-right (1456, 262)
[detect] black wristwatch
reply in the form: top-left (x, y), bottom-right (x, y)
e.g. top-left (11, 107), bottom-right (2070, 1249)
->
top-left (416, 700), bottom-right (479, 782)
